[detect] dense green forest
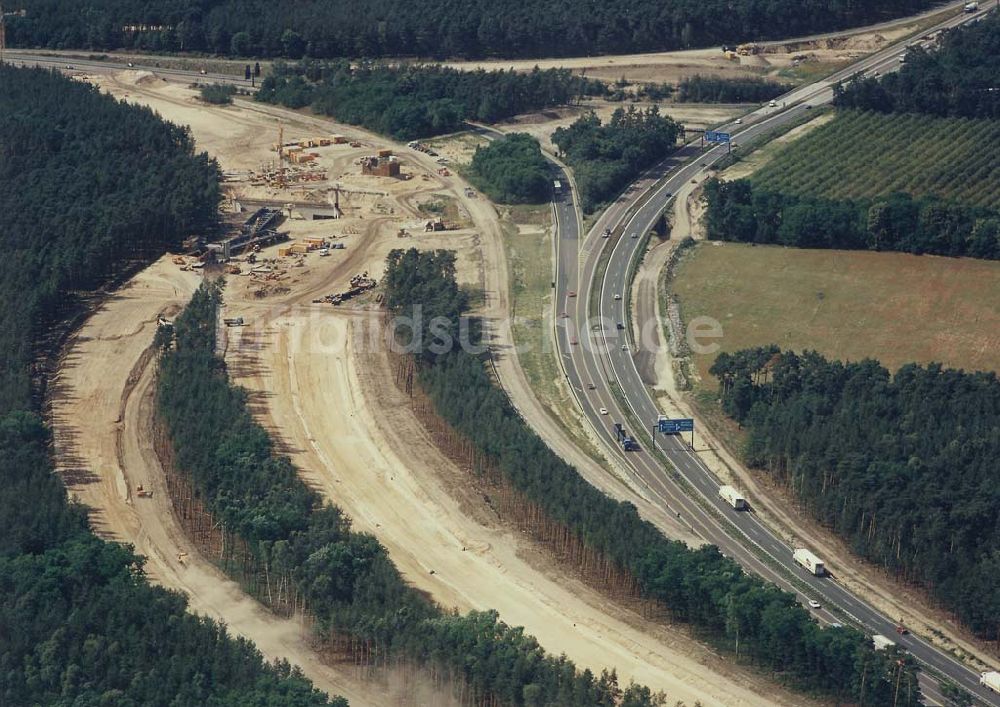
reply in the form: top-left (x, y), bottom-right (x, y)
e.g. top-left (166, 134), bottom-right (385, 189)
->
top-left (710, 347), bottom-right (1000, 642)
top-left (703, 178), bottom-right (1000, 259)
top-left (8, 0), bottom-right (937, 60)
top-left (0, 64), bottom-right (336, 706)
top-left (383, 248), bottom-right (923, 705)
top-left (257, 61), bottom-right (605, 140)
top-left (677, 75), bottom-right (789, 103)
top-left (157, 280), bottom-right (665, 707)
top-left (834, 11), bottom-right (1000, 119)
top-left (553, 107), bottom-right (680, 212)
top-left (467, 134), bottom-right (552, 204)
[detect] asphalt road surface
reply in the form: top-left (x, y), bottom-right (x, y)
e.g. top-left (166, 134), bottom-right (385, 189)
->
top-left (3, 50), bottom-right (256, 90)
top-left (555, 6), bottom-right (1000, 705)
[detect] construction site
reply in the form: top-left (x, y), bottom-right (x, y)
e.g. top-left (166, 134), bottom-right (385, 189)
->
top-left (46, 69), bottom-right (824, 707)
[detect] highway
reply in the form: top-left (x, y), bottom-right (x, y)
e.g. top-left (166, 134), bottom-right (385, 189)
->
top-left (6, 10), bottom-right (995, 701)
top-left (553, 6), bottom-right (1000, 705)
top-left (2, 50), bottom-right (256, 89)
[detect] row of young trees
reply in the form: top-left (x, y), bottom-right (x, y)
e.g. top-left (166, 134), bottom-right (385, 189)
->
top-left (256, 61), bottom-right (605, 140)
top-left (382, 248), bottom-right (923, 705)
top-left (710, 347), bottom-right (1000, 642)
top-left (156, 279), bottom-right (666, 707)
top-left (676, 75), bottom-right (789, 104)
top-left (552, 107), bottom-right (680, 212)
top-left (467, 134), bottom-right (552, 204)
top-left (0, 64), bottom-right (337, 706)
top-left (8, 0), bottom-right (938, 60)
top-left (703, 177), bottom-right (1000, 259)
top-left (834, 11), bottom-right (1000, 120)
top-left (750, 110), bottom-right (1000, 212)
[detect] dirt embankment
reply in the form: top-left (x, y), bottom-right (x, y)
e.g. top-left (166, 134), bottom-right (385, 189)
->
top-left (48, 258), bottom-right (392, 706)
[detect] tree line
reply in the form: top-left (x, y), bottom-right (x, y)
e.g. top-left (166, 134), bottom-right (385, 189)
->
top-left (710, 347), bottom-right (1000, 644)
top-left (833, 11), bottom-right (1000, 120)
top-left (467, 133), bottom-right (552, 204)
top-left (8, 0), bottom-right (938, 60)
top-left (677, 75), bottom-right (789, 104)
top-left (0, 64), bottom-right (337, 706)
top-left (200, 82), bottom-right (236, 104)
top-left (553, 107), bottom-right (680, 212)
top-left (256, 61), bottom-right (605, 140)
top-left (703, 177), bottom-right (1000, 259)
top-left (383, 247), bottom-right (923, 705)
top-left (156, 278), bottom-right (666, 707)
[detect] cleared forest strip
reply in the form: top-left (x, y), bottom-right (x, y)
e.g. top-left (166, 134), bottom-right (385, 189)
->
top-left (48, 257), bottom-right (381, 706)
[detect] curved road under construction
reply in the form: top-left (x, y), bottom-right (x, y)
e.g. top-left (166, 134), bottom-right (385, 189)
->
top-left (550, 6), bottom-right (1000, 705)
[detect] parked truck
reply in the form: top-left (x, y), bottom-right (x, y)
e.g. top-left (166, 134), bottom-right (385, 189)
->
top-left (872, 635), bottom-right (896, 652)
top-left (719, 485), bottom-right (748, 510)
top-left (793, 548), bottom-right (826, 576)
top-left (982, 671), bottom-right (1000, 693)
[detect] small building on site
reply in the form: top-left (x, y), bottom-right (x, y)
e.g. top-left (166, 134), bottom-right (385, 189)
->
top-left (361, 155), bottom-right (401, 178)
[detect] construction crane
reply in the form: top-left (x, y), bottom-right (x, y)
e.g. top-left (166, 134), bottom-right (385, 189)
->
top-left (0, 3), bottom-right (27, 65)
top-left (276, 122), bottom-right (287, 188)
top-left (331, 183), bottom-right (343, 218)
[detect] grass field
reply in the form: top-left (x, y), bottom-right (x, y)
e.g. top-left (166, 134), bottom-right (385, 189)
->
top-left (501, 204), bottom-right (606, 462)
top-left (670, 242), bottom-right (1000, 393)
top-left (752, 110), bottom-right (1000, 210)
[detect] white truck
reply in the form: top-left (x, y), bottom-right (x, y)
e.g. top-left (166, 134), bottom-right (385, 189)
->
top-left (964, 2), bottom-right (979, 13)
top-left (872, 635), bottom-right (896, 652)
top-left (982, 671), bottom-right (1000, 693)
top-left (793, 548), bottom-right (826, 576)
top-left (719, 485), bottom-right (748, 510)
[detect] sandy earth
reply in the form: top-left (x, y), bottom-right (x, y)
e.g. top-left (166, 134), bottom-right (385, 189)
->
top-left (438, 11), bottom-right (941, 87)
top-left (48, 259), bottom-right (388, 706)
top-left (225, 307), bottom-right (808, 707)
top-left (44, 74), bottom-right (821, 706)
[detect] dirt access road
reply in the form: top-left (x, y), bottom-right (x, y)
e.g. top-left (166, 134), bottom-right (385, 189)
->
top-left (48, 74), bottom-right (816, 705)
top-left (438, 1), bottom-right (959, 85)
top-left (48, 259), bottom-right (388, 706)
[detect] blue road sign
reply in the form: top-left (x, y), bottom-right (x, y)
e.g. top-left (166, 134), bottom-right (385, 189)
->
top-left (658, 417), bottom-right (694, 434)
top-left (705, 131), bottom-right (731, 143)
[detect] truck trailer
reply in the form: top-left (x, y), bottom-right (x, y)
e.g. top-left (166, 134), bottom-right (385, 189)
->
top-left (612, 422), bottom-right (638, 451)
top-left (872, 635), bottom-right (896, 652)
top-left (982, 671), bottom-right (1000, 693)
top-left (718, 485), bottom-right (747, 510)
top-left (793, 548), bottom-right (826, 576)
